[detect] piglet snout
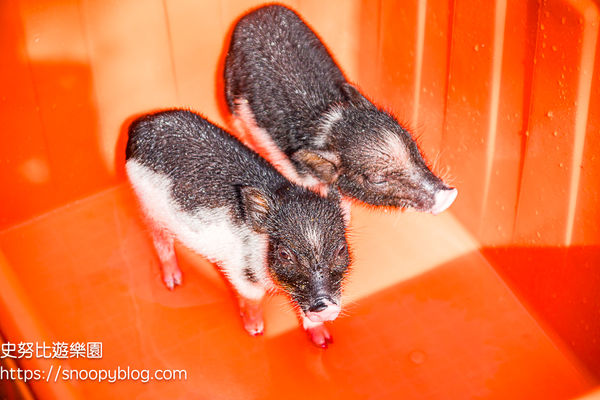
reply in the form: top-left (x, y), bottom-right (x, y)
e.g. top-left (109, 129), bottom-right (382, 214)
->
top-left (430, 188), bottom-right (458, 215)
top-left (306, 299), bottom-right (341, 322)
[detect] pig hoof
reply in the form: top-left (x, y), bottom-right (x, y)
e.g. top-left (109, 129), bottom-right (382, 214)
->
top-left (162, 270), bottom-right (182, 290)
top-left (239, 298), bottom-right (264, 336)
top-left (243, 319), bottom-right (264, 336)
top-left (241, 311), bottom-right (264, 336)
top-left (306, 325), bottom-right (333, 348)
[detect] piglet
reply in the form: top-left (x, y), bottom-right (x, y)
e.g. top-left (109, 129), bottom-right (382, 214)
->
top-left (224, 5), bottom-right (457, 214)
top-left (125, 110), bottom-right (350, 347)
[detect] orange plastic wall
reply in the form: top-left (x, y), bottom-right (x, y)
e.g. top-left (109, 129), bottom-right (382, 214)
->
top-left (356, 0), bottom-right (600, 377)
top-left (1, 0), bottom-right (599, 398)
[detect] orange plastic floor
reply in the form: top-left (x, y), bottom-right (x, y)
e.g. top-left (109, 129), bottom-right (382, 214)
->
top-left (0, 185), bottom-right (595, 399)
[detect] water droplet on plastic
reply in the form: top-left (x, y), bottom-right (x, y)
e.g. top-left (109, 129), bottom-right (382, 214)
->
top-left (561, 16), bottom-right (567, 24)
top-left (524, 130), bottom-right (530, 137)
top-left (474, 44), bottom-right (480, 51)
top-left (542, 42), bottom-right (546, 48)
top-left (546, 110), bottom-right (554, 118)
top-left (461, 95), bottom-right (467, 102)
top-left (552, 45), bottom-right (557, 51)
top-left (540, 24), bottom-right (545, 30)
top-left (559, 162), bottom-right (564, 168)
top-left (34, 35), bottom-right (40, 43)
top-left (409, 351), bottom-right (426, 364)
top-left (497, 225), bottom-right (502, 231)
top-left (553, 131), bottom-right (558, 137)
top-left (536, 231), bottom-right (541, 238)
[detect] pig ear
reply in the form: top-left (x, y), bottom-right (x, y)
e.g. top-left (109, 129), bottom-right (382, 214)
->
top-left (292, 149), bottom-right (341, 184)
top-left (341, 83), bottom-right (374, 110)
top-left (240, 186), bottom-right (272, 233)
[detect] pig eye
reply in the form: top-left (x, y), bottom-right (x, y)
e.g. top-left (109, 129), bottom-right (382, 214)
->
top-left (367, 173), bottom-right (388, 187)
top-left (278, 247), bottom-right (293, 262)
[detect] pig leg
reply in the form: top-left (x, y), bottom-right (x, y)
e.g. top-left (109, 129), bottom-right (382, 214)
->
top-left (233, 282), bottom-right (266, 336)
top-left (238, 296), bottom-right (264, 336)
top-left (150, 226), bottom-right (182, 290)
top-left (218, 245), bottom-right (267, 336)
top-left (303, 316), bottom-right (333, 348)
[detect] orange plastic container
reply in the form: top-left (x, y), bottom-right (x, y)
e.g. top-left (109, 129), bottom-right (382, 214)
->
top-left (1, 1), bottom-right (599, 399)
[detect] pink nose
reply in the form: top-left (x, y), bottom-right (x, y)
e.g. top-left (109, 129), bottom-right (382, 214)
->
top-left (431, 188), bottom-right (458, 215)
top-left (305, 300), bottom-right (341, 323)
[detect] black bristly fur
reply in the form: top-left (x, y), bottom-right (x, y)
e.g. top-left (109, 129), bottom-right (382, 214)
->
top-left (224, 5), bottom-right (455, 211)
top-left (126, 109), bottom-right (350, 311)
top-left (224, 5), bottom-right (346, 153)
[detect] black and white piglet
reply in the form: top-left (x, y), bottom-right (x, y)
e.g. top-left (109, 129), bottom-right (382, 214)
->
top-left (125, 110), bottom-right (350, 347)
top-left (224, 5), bottom-right (457, 214)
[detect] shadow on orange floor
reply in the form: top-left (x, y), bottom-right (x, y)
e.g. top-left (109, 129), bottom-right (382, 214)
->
top-left (482, 246), bottom-right (600, 380)
top-left (0, 185), bottom-right (597, 399)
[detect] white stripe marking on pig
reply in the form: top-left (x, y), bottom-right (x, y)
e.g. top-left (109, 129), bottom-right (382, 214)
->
top-left (382, 131), bottom-right (437, 193)
top-left (313, 106), bottom-right (343, 148)
top-left (382, 129), bottom-right (410, 164)
top-left (305, 224), bottom-right (323, 250)
top-left (126, 160), bottom-right (271, 300)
